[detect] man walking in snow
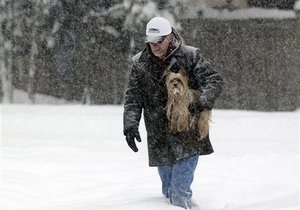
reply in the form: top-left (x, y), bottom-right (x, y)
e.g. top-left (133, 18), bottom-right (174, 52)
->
top-left (123, 16), bottom-right (224, 209)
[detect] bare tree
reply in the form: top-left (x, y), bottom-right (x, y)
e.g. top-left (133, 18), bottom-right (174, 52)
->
top-left (27, 0), bottom-right (54, 103)
top-left (27, 0), bottom-right (40, 103)
top-left (0, 1), bottom-right (5, 102)
top-left (0, 0), bottom-right (14, 103)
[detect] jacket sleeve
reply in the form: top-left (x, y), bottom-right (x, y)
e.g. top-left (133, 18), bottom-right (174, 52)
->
top-left (192, 48), bottom-right (224, 109)
top-left (123, 60), bottom-right (143, 135)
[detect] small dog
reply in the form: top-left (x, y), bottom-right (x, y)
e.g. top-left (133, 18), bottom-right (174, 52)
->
top-left (165, 70), bottom-right (211, 140)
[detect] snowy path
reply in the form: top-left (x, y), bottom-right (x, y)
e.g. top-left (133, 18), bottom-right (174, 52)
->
top-left (0, 105), bottom-right (299, 210)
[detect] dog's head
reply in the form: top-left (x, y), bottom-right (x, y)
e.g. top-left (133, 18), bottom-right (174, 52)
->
top-left (165, 70), bottom-right (189, 96)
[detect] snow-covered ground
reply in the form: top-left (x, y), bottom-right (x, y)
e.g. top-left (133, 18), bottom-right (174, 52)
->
top-left (12, 89), bottom-right (73, 104)
top-left (0, 105), bottom-right (299, 210)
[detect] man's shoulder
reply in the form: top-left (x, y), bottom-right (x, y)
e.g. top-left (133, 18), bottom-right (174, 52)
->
top-left (132, 48), bottom-right (149, 64)
top-left (180, 44), bottom-right (199, 54)
top-left (176, 45), bottom-right (202, 61)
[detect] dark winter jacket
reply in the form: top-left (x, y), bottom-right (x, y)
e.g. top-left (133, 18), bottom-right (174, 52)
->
top-left (123, 31), bottom-right (224, 166)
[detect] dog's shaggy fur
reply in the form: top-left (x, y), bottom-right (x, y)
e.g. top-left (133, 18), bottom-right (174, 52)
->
top-left (165, 70), bottom-right (211, 140)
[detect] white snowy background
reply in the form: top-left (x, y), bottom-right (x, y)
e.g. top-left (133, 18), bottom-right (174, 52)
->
top-left (1, 0), bottom-right (299, 209)
top-left (0, 92), bottom-right (299, 210)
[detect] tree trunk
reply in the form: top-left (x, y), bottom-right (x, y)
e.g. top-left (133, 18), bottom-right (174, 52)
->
top-left (0, 28), bottom-right (6, 102)
top-left (0, 0), bottom-right (14, 103)
top-left (28, 33), bottom-right (37, 103)
top-left (28, 0), bottom-right (42, 103)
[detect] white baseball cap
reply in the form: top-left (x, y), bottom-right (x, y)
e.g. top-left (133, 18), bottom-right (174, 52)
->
top-left (145, 17), bottom-right (172, 43)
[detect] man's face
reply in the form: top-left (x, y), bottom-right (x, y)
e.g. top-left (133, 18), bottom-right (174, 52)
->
top-left (149, 34), bottom-right (173, 60)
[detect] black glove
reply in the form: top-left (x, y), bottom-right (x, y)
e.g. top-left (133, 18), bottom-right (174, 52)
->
top-left (188, 95), bottom-right (212, 114)
top-left (125, 129), bottom-right (142, 152)
top-left (189, 102), bottom-right (202, 114)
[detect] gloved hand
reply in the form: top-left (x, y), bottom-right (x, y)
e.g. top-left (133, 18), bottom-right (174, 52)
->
top-left (189, 101), bottom-right (203, 114)
top-left (125, 129), bottom-right (142, 152)
top-left (189, 96), bottom-right (206, 114)
top-left (189, 102), bottom-right (202, 114)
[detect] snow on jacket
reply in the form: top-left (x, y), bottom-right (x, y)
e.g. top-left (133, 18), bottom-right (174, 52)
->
top-left (123, 30), bottom-right (224, 166)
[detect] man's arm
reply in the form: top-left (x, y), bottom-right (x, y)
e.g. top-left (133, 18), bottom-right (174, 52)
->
top-left (123, 61), bottom-right (143, 152)
top-left (192, 48), bottom-right (224, 109)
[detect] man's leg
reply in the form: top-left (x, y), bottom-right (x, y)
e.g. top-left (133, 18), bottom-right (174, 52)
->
top-left (169, 155), bottom-right (199, 209)
top-left (157, 165), bottom-right (172, 198)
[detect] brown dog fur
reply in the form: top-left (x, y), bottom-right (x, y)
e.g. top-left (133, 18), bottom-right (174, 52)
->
top-left (165, 70), bottom-right (211, 140)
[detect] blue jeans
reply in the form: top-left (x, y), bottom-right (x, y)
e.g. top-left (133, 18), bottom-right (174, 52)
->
top-left (158, 155), bottom-right (199, 209)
